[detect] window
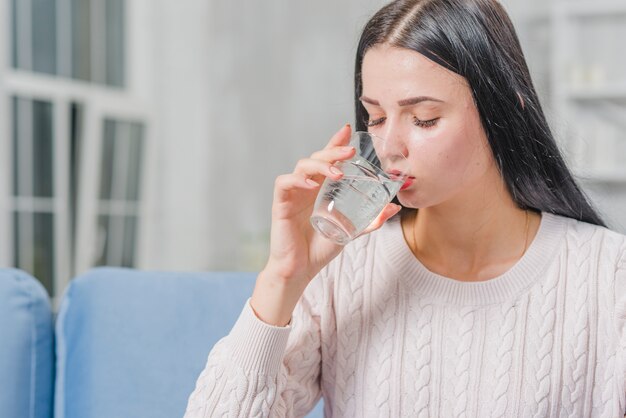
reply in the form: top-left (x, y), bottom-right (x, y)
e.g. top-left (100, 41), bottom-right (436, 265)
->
top-left (94, 119), bottom-right (144, 267)
top-left (12, 0), bottom-right (125, 87)
top-left (11, 97), bottom-right (57, 296)
top-left (3, 0), bottom-right (150, 304)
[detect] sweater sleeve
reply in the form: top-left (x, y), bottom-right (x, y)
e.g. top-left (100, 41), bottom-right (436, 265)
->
top-left (183, 278), bottom-right (324, 418)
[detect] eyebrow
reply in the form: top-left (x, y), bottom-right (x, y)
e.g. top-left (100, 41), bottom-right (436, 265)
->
top-left (360, 95), bottom-right (444, 106)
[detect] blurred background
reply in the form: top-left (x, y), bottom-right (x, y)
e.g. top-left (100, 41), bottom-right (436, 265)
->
top-left (0, 0), bottom-right (625, 307)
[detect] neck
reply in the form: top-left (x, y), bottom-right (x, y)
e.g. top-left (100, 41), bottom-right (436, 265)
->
top-left (402, 180), bottom-right (540, 282)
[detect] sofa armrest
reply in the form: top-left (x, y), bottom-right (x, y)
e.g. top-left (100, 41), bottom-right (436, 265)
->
top-left (0, 268), bottom-right (54, 418)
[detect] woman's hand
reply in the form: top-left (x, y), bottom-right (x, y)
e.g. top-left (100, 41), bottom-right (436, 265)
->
top-left (250, 124), bottom-right (402, 326)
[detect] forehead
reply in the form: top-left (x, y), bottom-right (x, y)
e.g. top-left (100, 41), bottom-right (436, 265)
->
top-left (361, 45), bottom-right (468, 101)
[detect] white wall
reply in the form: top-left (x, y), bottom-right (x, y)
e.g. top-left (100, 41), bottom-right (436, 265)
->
top-left (140, 0), bottom-right (216, 270)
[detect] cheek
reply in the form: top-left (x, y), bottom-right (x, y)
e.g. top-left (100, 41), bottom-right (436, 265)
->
top-left (417, 124), bottom-right (492, 183)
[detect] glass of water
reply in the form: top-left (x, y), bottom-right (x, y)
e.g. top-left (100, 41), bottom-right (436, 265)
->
top-left (310, 131), bottom-right (409, 245)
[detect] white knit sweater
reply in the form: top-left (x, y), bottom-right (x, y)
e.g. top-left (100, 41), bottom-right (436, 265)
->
top-left (184, 212), bottom-right (626, 417)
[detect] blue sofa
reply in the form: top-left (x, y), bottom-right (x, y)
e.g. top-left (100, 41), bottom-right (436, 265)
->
top-left (0, 268), bottom-right (323, 418)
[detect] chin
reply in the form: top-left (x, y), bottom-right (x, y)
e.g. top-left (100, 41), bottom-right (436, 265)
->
top-left (397, 188), bottom-right (446, 210)
top-left (396, 192), bottom-right (421, 209)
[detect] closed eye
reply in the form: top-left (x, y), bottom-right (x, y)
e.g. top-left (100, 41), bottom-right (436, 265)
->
top-left (367, 116), bottom-right (439, 128)
top-left (366, 117), bottom-right (386, 127)
top-left (414, 117), bottom-right (439, 128)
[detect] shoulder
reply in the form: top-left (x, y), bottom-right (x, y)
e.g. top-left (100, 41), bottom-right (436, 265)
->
top-left (553, 212), bottom-right (626, 266)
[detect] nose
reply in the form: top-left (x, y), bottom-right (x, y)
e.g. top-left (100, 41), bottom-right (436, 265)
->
top-left (377, 119), bottom-right (409, 162)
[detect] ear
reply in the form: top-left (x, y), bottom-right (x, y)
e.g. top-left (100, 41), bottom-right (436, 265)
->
top-left (517, 91), bottom-right (525, 109)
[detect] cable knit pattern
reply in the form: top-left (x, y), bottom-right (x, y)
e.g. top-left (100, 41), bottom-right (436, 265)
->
top-left (402, 295), bottom-right (433, 417)
top-left (334, 235), bottom-right (369, 418)
top-left (490, 302), bottom-right (516, 418)
top-left (183, 213), bottom-right (626, 417)
top-left (593, 230), bottom-right (625, 417)
top-left (522, 260), bottom-right (558, 418)
top-left (316, 266), bottom-right (338, 417)
top-left (365, 259), bottom-right (398, 418)
top-left (453, 306), bottom-right (475, 418)
top-left (561, 220), bottom-right (594, 417)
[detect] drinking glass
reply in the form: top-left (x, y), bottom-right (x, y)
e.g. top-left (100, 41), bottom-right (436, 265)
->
top-left (310, 131), bottom-right (409, 245)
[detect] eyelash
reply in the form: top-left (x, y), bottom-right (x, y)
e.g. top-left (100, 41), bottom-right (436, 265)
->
top-left (366, 116), bottom-right (439, 129)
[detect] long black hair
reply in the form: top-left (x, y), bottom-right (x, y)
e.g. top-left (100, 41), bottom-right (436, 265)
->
top-left (355, 0), bottom-right (606, 226)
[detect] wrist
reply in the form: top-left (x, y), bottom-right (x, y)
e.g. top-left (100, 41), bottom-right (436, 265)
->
top-left (250, 269), bottom-right (307, 327)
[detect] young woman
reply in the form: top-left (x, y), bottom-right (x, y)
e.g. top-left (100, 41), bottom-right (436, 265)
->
top-left (185, 0), bottom-right (626, 416)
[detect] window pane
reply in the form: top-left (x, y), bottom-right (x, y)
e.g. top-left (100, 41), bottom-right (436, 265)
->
top-left (12, 97), bottom-right (19, 195)
top-left (94, 214), bottom-right (110, 266)
top-left (33, 99), bottom-right (54, 197)
top-left (126, 123), bottom-right (144, 201)
top-left (33, 212), bottom-right (56, 297)
top-left (95, 214), bottom-right (136, 267)
top-left (13, 211), bottom-right (56, 297)
top-left (105, 0), bottom-right (125, 87)
top-left (96, 117), bottom-right (143, 269)
top-left (71, 0), bottom-right (91, 81)
top-left (99, 119), bottom-right (116, 200)
top-left (11, 0), bottom-right (18, 68)
top-left (32, 0), bottom-right (57, 74)
top-left (11, 0), bottom-right (30, 70)
top-left (69, 102), bottom-right (84, 270)
top-left (12, 211), bottom-right (22, 269)
top-left (100, 119), bottom-right (144, 201)
top-left (121, 215), bottom-right (137, 267)
top-left (12, 97), bottom-right (55, 198)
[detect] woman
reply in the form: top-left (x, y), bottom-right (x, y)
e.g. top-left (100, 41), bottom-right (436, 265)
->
top-left (185, 0), bottom-right (626, 416)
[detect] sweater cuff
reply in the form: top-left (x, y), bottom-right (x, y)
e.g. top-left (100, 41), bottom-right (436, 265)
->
top-left (228, 298), bottom-right (292, 376)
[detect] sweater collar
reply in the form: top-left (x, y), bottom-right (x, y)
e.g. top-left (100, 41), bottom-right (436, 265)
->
top-left (377, 211), bottom-right (567, 306)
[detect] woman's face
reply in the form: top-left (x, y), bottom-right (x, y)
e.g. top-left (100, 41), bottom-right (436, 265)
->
top-left (361, 44), bottom-right (498, 210)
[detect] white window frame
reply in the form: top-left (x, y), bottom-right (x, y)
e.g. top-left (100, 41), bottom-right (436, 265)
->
top-left (1, 0), bottom-right (154, 307)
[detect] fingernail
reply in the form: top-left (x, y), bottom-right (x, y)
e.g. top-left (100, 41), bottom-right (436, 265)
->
top-left (341, 146), bottom-right (355, 153)
top-left (330, 166), bottom-right (343, 176)
top-left (345, 123), bottom-right (351, 129)
top-left (305, 178), bottom-right (319, 187)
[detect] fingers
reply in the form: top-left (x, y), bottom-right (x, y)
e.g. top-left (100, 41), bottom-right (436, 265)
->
top-left (273, 124), bottom-right (355, 202)
top-left (274, 156), bottom-right (345, 201)
top-left (274, 173), bottom-right (320, 194)
top-left (360, 203), bottom-right (402, 235)
top-left (293, 157), bottom-right (345, 179)
top-left (323, 124), bottom-right (352, 150)
top-left (309, 145), bottom-right (355, 166)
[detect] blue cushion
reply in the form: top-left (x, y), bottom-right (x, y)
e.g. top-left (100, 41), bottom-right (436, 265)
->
top-left (0, 268), bottom-right (54, 418)
top-left (54, 267), bottom-right (324, 418)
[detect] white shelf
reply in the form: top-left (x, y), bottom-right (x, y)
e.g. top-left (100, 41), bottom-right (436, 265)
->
top-left (536, 1), bottom-right (626, 188)
top-left (559, 1), bottom-right (626, 17)
top-left (566, 84), bottom-right (626, 101)
top-left (574, 168), bottom-right (626, 183)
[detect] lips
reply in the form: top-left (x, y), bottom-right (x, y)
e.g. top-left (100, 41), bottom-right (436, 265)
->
top-left (400, 178), bottom-right (414, 191)
top-left (387, 169), bottom-right (415, 190)
top-left (387, 169), bottom-right (406, 179)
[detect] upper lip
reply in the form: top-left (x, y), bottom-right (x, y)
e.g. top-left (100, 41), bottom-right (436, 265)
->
top-left (387, 169), bottom-right (414, 180)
